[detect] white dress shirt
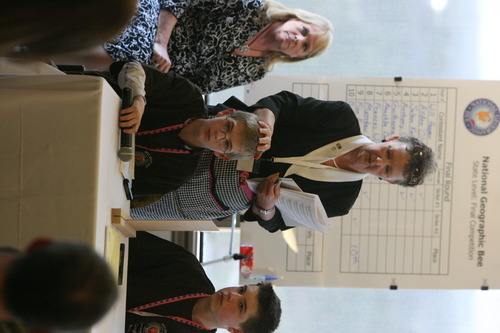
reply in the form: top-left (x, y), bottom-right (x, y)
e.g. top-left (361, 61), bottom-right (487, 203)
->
top-left (274, 135), bottom-right (374, 182)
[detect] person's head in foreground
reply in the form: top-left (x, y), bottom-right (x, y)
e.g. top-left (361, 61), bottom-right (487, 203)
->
top-left (195, 282), bottom-right (281, 333)
top-left (181, 109), bottom-right (262, 161)
top-left (0, 238), bottom-right (118, 331)
top-left (1, 0), bottom-right (137, 58)
top-left (343, 135), bottom-right (436, 186)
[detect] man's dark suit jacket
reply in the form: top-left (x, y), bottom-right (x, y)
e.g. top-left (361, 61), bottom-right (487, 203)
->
top-left (223, 90), bottom-right (364, 232)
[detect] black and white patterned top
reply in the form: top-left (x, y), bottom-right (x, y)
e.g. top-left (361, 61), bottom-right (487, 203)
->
top-left (130, 150), bottom-right (254, 220)
top-left (104, 0), bottom-right (269, 94)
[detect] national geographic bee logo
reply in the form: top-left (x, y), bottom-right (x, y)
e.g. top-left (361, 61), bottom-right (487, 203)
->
top-left (463, 98), bottom-right (500, 136)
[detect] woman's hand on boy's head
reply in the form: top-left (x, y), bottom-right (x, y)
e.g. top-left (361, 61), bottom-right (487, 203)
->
top-left (119, 95), bottom-right (146, 134)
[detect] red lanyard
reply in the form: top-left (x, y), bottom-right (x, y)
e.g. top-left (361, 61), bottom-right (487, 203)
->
top-left (128, 293), bottom-right (212, 331)
top-left (135, 119), bottom-right (199, 154)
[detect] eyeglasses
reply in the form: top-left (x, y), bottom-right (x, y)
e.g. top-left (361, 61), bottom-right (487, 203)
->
top-left (219, 116), bottom-right (234, 154)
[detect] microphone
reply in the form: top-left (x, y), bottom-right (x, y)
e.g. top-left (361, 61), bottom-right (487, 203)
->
top-left (118, 87), bottom-right (134, 161)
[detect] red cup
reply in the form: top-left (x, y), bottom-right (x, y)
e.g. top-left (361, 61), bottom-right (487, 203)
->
top-left (239, 244), bottom-right (254, 278)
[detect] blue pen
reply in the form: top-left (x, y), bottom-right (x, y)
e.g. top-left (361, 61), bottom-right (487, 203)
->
top-left (246, 276), bottom-right (278, 281)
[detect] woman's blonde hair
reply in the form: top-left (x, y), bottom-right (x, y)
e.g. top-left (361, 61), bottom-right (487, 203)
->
top-left (262, 0), bottom-right (333, 67)
top-left (1, 0), bottom-right (137, 58)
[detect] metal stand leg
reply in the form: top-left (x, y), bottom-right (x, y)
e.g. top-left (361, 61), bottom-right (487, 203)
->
top-left (201, 214), bottom-right (248, 265)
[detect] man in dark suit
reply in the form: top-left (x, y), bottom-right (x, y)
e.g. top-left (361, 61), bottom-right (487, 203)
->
top-left (236, 91), bottom-right (436, 232)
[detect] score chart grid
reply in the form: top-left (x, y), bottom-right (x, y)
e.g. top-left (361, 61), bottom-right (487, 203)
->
top-left (285, 82), bottom-right (455, 276)
top-left (285, 82), bottom-right (329, 273)
top-left (342, 83), bottom-right (455, 275)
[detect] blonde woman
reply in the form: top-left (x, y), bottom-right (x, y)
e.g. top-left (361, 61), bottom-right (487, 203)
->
top-left (57, 0), bottom-right (333, 94)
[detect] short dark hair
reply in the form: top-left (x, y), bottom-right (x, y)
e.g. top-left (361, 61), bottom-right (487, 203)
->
top-left (241, 283), bottom-right (282, 333)
top-left (393, 136), bottom-right (436, 187)
top-left (4, 240), bottom-right (118, 331)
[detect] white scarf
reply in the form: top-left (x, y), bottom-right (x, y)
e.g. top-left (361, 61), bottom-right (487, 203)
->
top-left (274, 135), bottom-right (374, 182)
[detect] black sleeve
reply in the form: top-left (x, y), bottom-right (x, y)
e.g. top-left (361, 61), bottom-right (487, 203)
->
top-left (206, 96), bottom-right (251, 116)
top-left (110, 61), bottom-right (203, 107)
top-left (247, 90), bottom-right (298, 120)
top-left (109, 61), bottom-right (127, 78)
top-left (142, 66), bottom-right (202, 107)
top-left (243, 207), bottom-right (292, 233)
top-left (221, 96), bottom-right (250, 111)
top-left (250, 90), bottom-right (358, 132)
top-left (128, 232), bottom-right (200, 273)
